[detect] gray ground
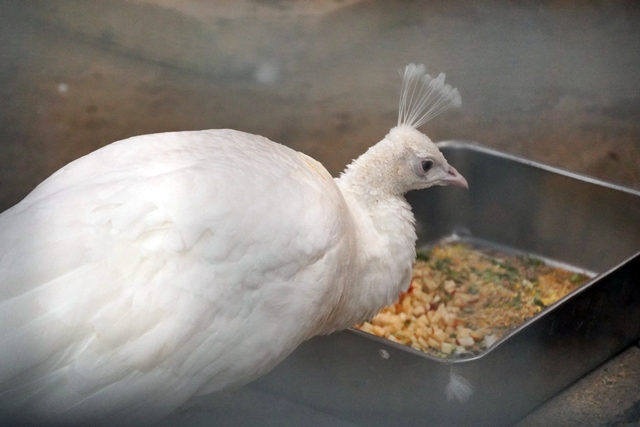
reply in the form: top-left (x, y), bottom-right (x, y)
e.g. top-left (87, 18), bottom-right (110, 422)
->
top-left (0, 1), bottom-right (639, 426)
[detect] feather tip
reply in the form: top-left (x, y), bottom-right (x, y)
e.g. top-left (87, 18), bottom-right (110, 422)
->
top-left (398, 63), bottom-right (461, 129)
top-left (445, 366), bottom-right (474, 404)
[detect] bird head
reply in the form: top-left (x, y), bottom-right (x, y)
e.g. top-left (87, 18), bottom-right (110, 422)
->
top-left (391, 63), bottom-right (467, 193)
top-left (386, 124), bottom-right (468, 192)
top-left (338, 64), bottom-right (467, 198)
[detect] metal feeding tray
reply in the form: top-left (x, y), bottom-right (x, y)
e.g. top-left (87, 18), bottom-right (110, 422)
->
top-left (176, 141), bottom-right (640, 427)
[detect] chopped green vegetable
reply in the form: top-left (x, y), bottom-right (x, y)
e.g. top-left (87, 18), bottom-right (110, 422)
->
top-left (433, 258), bottom-right (452, 271)
top-left (522, 256), bottom-right (545, 268)
top-left (570, 274), bottom-right (585, 284)
top-left (510, 293), bottom-right (522, 307)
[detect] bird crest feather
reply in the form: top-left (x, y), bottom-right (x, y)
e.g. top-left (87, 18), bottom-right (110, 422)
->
top-left (398, 63), bottom-right (461, 129)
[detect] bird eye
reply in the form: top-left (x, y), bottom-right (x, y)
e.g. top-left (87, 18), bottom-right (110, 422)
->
top-left (421, 160), bottom-right (434, 173)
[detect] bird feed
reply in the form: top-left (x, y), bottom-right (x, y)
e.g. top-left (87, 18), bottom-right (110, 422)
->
top-left (356, 242), bottom-right (591, 358)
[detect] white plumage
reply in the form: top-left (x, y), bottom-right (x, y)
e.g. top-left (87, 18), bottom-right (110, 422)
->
top-left (0, 64), bottom-right (467, 426)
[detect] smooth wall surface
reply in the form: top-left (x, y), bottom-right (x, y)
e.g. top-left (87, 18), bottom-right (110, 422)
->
top-left (1, 0), bottom-right (639, 212)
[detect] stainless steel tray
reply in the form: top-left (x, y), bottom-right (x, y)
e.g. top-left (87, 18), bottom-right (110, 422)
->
top-left (169, 141), bottom-right (640, 427)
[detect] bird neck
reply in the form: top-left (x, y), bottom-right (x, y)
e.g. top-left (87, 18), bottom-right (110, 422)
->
top-left (323, 148), bottom-right (417, 333)
top-left (335, 138), bottom-right (404, 203)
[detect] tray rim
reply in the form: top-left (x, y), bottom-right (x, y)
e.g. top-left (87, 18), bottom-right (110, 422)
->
top-left (436, 140), bottom-right (640, 197)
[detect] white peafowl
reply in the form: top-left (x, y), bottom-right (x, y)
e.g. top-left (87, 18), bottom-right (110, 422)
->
top-left (0, 64), bottom-right (467, 426)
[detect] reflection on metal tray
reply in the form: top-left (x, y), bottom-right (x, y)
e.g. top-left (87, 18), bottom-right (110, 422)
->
top-left (171, 141), bottom-right (640, 427)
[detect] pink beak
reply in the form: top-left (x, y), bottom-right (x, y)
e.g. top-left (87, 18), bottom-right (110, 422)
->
top-left (443, 165), bottom-right (469, 189)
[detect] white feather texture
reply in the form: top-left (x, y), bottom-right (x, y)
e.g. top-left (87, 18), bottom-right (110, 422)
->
top-left (0, 64), bottom-right (465, 426)
top-left (445, 365), bottom-right (474, 404)
top-left (0, 130), bottom-right (356, 426)
top-left (398, 63), bottom-right (462, 129)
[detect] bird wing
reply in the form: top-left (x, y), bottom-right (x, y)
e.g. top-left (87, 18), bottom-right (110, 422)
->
top-left (0, 129), bottom-right (354, 424)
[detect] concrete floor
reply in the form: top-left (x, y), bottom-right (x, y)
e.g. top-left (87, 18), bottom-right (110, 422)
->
top-left (0, 1), bottom-right (639, 425)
